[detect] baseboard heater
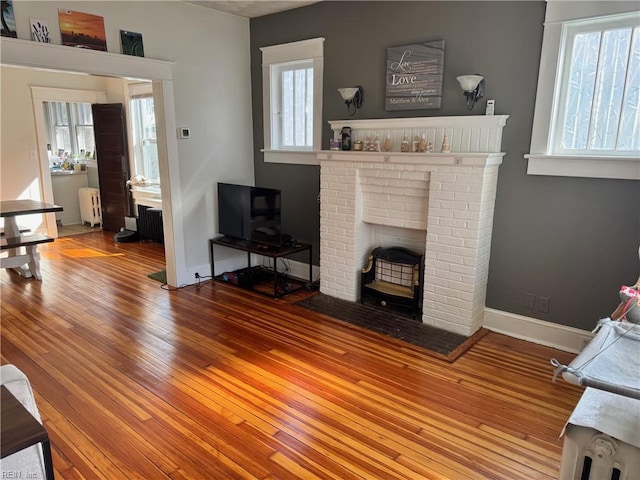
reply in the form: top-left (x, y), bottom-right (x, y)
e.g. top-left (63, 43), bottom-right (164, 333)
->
top-left (137, 205), bottom-right (164, 243)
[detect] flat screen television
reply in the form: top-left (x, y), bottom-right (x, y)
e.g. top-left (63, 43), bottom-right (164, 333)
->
top-left (217, 183), bottom-right (282, 247)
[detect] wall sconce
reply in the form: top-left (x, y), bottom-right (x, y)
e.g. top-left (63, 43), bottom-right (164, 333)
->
top-left (338, 86), bottom-right (363, 116)
top-left (456, 75), bottom-right (485, 111)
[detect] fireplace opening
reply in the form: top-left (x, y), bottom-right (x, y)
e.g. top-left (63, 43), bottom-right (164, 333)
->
top-left (360, 246), bottom-right (423, 318)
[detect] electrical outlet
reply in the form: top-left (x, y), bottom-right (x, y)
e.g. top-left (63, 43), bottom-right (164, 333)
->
top-left (194, 272), bottom-right (200, 279)
top-left (578, 336), bottom-right (592, 351)
top-left (525, 293), bottom-right (536, 310)
top-left (537, 296), bottom-right (550, 313)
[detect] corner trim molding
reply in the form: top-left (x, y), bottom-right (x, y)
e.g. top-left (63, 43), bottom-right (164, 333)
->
top-left (483, 307), bottom-right (594, 354)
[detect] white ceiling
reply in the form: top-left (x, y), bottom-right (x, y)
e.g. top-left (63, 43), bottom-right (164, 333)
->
top-left (187, 1), bottom-right (321, 18)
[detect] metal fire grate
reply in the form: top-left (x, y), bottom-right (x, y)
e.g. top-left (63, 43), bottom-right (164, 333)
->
top-left (361, 246), bottom-right (424, 318)
top-left (375, 260), bottom-right (417, 291)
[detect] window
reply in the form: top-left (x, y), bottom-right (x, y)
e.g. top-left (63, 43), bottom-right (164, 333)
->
top-left (261, 37), bottom-right (324, 164)
top-left (128, 83), bottom-right (159, 182)
top-left (527, 6), bottom-right (640, 180)
top-left (44, 101), bottom-right (95, 159)
top-left (271, 60), bottom-right (314, 150)
top-left (552, 13), bottom-right (639, 156)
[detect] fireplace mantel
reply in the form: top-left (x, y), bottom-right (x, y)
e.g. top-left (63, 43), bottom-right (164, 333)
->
top-left (329, 115), bottom-right (509, 154)
top-left (318, 115), bottom-right (509, 337)
top-left (317, 150), bottom-right (505, 167)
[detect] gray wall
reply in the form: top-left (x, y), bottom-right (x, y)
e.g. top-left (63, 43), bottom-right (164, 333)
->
top-left (250, 1), bottom-right (640, 330)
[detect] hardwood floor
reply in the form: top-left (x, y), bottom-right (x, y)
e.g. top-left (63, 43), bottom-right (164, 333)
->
top-left (56, 223), bottom-right (103, 237)
top-left (1, 232), bottom-right (582, 479)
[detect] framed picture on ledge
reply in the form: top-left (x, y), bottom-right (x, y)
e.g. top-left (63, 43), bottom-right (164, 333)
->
top-left (1, 0), bottom-right (18, 38)
top-left (58, 8), bottom-right (107, 51)
top-left (30, 18), bottom-right (51, 43)
top-left (120, 30), bottom-right (144, 57)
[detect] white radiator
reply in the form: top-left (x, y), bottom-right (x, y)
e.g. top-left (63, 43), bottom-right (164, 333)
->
top-left (78, 187), bottom-right (102, 227)
top-left (559, 425), bottom-right (639, 480)
top-left (559, 386), bottom-right (640, 480)
top-left (553, 319), bottom-right (640, 480)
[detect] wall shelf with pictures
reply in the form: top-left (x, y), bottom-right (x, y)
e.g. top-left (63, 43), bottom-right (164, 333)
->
top-left (328, 115), bottom-right (509, 154)
top-left (0, 37), bottom-right (174, 80)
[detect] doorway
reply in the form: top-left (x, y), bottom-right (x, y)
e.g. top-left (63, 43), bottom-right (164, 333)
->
top-left (32, 86), bottom-right (107, 238)
top-left (38, 89), bottom-right (160, 237)
top-left (4, 39), bottom-right (184, 287)
top-left (42, 98), bottom-right (101, 236)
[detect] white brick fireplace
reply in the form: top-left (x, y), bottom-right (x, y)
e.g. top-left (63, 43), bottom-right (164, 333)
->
top-left (318, 116), bottom-right (508, 336)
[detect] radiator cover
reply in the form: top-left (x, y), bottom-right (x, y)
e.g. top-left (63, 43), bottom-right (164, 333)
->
top-left (137, 205), bottom-right (164, 243)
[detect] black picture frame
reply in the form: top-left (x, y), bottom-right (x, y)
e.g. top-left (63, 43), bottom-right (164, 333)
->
top-left (120, 30), bottom-right (144, 57)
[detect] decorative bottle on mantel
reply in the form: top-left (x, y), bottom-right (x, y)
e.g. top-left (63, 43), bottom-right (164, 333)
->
top-left (341, 126), bottom-right (351, 151)
top-left (383, 134), bottom-right (392, 152)
top-left (412, 135), bottom-right (420, 152)
top-left (418, 134), bottom-right (427, 153)
top-left (400, 135), bottom-right (410, 152)
top-left (441, 134), bottom-right (450, 153)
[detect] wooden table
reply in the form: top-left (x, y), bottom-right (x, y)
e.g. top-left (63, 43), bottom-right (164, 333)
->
top-left (1, 386), bottom-right (55, 480)
top-left (1, 200), bottom-right (62, 279)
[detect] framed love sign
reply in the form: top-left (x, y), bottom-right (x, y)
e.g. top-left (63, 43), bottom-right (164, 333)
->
top-left (385, 40), bottom-right (445, 111)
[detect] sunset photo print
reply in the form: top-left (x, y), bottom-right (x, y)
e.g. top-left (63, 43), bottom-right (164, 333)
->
top-left (58, 9), bottom-right (107, 51)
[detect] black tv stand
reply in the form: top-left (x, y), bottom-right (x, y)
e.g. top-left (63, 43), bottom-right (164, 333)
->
top-left (209, 236), bottom-right (312, 299)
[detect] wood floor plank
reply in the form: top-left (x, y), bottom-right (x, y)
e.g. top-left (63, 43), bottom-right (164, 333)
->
top-left (1, 232), bottom-right (584, 479)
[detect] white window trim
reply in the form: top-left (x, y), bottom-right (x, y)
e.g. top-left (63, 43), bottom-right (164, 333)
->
top-left (125, 81), bottom-right (161, 185)
top-left (261, 37), bottom-right (324, 165)
top-left (527, 3), bottom-right (640, 180)
top-left (127, 81), bottom-right (153, 97)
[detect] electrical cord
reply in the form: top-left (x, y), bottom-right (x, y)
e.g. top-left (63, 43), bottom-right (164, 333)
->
top-left (159, 274), bottom-right (213, 291)
top-left (279, 257), bottom-right (291, 275)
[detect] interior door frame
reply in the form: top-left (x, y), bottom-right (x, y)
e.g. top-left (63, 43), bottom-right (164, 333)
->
top-left (2, 38), bottom-right (185, 287)
top-left (31, 86), bottom-right (108, 238)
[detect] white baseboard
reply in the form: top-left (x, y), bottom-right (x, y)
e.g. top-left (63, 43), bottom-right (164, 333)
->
top-left (483, 308), bottom-right (595, 354)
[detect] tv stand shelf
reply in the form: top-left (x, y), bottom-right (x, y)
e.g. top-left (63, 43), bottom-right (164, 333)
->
top-left (209, 236), bottom-right (312, 299)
